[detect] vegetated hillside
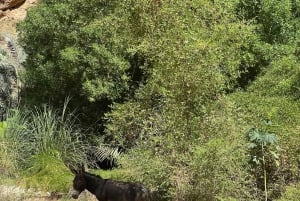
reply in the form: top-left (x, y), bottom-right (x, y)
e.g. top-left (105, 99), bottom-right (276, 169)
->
top-left (1, 1), bottom-right (300, 201)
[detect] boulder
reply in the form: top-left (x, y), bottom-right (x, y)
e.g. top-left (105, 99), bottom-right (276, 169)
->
top-left (0, 0), bottom-right (25, 11)
top-left (0, 34), bottom-right (26, 120)
top-left (0, 10), bottom-right (5, 17)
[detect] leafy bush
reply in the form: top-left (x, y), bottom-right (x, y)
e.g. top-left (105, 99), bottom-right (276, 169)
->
top-left (231, 92), bottom-right (300, 199)
top-left (276, 183), bottom-right (300, 201)
top-left (119, 149), bottom-right (173, 201)
top-left (248, 55), bottom-right (300, 99)
top-left (106, 97), bottom-right (256, 201)
top-left (188, 138), bottom-right (258, 201)
top-left (238, 0), bottom-right (300, 44)
top-left (17, 0), bottom-right (138, 128)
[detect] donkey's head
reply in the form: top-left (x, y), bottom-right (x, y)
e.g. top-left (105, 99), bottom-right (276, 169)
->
top-left (69, 165), bottom-right (86, 199)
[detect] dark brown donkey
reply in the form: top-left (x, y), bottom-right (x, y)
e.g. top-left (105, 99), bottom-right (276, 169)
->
top-left (69, 166), bottom-right (151, 201)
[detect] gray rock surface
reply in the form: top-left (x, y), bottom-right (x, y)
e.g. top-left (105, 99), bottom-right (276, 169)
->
top-left (0, 33), bottom-right (26, 120)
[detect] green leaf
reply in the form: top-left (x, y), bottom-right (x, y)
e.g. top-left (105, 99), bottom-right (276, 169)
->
top-left (247, 142), bottom-right (257, 149)
top-left (249, 128), bottom-right (262, 142)
top-left (270, 150), bottom-right (280, 159)
top-left (264, 133), bottom-right (276, 145)
top-left (252, 156), bottom-right (260, 165)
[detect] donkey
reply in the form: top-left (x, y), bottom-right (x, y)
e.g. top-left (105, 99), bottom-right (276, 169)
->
top-left (69, 166), bottom-right (151, 201)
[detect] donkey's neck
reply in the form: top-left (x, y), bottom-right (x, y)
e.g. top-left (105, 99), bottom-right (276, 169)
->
top-left (83, 173), bottom-right (106, 195)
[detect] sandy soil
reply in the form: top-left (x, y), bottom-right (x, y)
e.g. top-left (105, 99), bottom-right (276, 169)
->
top-left (0, 184), bottom-right (98, 201)
top-left (0, 185), bottom-right (53, 201)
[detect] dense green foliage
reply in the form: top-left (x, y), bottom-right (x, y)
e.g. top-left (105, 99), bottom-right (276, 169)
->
top-left (2, 0), bottom-right (299, 200)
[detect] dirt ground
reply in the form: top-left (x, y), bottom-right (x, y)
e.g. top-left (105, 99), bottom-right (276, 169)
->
top-left (0, 184), bottom-right (98, 201)
top-left (0, 0), bottom-right (38, 36)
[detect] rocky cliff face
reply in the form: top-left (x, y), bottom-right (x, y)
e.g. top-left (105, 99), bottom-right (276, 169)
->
top-left (0, 34), bottom-right (26, 120)
top-left (0, 0), bottom-right (26, 11)
top-left (0, 0), bottom-right (35, 120)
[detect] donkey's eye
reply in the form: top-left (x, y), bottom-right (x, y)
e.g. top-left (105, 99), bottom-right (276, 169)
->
top-left (73, 175), bottom-right (86, 191)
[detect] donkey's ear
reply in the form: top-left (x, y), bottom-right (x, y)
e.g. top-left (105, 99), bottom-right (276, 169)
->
top-left (64, 162), bottom-right (78, 174)
top-left (78, 164), bottom-right (85, 174)
top-left (70, 167), bottom-right (78, 175)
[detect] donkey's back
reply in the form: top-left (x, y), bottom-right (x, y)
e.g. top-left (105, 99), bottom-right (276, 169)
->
top-left (96, 179), bottom-right (151, 201)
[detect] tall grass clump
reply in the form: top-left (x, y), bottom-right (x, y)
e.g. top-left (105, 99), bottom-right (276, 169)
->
top-left (0, 101), bottom-right (88, 176)
top-left (0, 109), bottom-right (32, 175)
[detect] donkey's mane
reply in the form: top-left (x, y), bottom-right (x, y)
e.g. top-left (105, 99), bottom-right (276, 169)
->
top-left (84, 171), bottom-right (104, 180)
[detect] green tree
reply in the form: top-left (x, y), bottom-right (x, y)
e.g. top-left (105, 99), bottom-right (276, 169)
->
top-left (18, 0), bottom-right (266, 128)
top-left (238, 0), bottom-right (300, 44)
top-left (104, 1), bottom-right (266, 200)
top-left (18, 0), bottom-right (143, 128)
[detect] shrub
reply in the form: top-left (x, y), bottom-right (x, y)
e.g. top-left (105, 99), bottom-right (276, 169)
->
top-left (231, 92), bottom-right (300, 199)
top-left (119, 149), bottom-right (173, 201)
top-left (188, 137), bottom-right (259, 201)
top-left (276, 183), bottom-right (300, 201)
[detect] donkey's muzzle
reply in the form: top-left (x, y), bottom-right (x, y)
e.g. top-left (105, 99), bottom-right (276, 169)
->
top-left (69, 188), bottom-right (80, 199)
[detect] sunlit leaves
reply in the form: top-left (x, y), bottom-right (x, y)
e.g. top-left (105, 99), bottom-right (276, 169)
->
top-left (18, 0), bottom-right (134, 110)
top-left (247, 123), bottom-right (281, 165)
top-left (248, 127), bottom-right (277, 146)
top-left (238, 0), bottom-right (300, 43)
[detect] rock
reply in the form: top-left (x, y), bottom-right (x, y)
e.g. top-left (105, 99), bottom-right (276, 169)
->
top-left (0, 33), bottom-right (26, 120)
top-left (0, 0), bottom-right (26, 11)
top-left (0, 10), bottom-right (6, 18)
